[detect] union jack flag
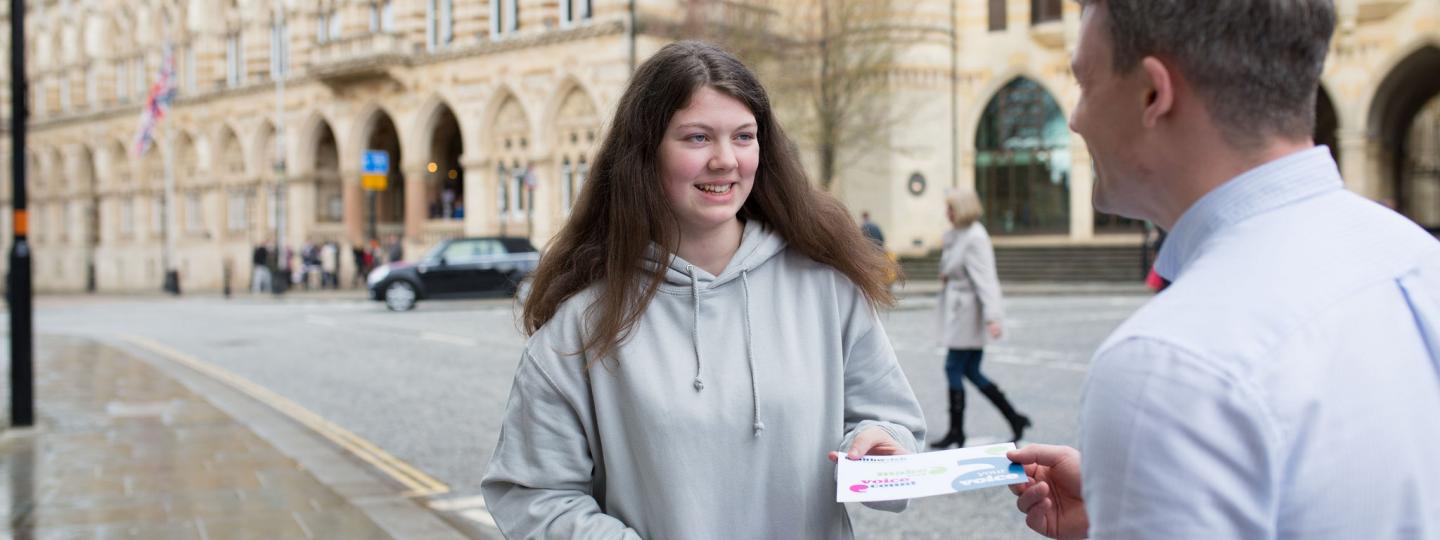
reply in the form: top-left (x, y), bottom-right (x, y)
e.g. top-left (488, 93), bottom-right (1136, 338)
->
top-left (133, 44), bottom-right (177, 157)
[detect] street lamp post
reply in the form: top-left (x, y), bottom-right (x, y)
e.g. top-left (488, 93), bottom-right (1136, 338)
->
top-left (272, 0), bottom-right (288, 295)
top-left (8, 0), bottom-right (35, 427)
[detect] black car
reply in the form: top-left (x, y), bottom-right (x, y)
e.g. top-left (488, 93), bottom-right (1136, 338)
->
top-left (367, 237), bottom-right (539, 311)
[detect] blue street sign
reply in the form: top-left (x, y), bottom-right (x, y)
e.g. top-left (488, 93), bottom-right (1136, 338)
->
top-left (363, 150), bottom-right (390, 175)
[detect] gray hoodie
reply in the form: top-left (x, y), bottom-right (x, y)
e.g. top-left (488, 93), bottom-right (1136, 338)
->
top-left (481, 221), bottom-right (926, 539)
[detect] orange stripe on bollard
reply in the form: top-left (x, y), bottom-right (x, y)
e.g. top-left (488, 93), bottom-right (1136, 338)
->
top-left (14, 209), bottom-right (27, 236)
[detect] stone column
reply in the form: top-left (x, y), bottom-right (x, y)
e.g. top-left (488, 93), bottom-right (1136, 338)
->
top-left (460, 156), bottom-right (488, 236)
top-left (403, 163), bottom-right (428, 256)
top-left (341, 168), bottom-right (363, 245)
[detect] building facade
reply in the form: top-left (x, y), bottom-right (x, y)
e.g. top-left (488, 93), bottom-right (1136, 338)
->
top-left (1, 0), bottom-right (1437, 292)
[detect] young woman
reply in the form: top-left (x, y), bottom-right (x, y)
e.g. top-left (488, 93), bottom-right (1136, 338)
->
top-left (930, 188), bottom-right (1030, 449)
top-left (481, 41), bottom-right (925, 539)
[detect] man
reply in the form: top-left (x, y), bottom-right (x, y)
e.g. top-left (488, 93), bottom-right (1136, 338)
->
top-left (1007, 1), bottom-right (1440, 539)
top-left (860, 211), bottom-right (885, 247)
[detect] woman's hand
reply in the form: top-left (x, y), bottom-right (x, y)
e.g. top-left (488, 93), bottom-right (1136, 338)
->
top-left (827, 427), bottom-right (908, 463)
top-left (987, 321), bottom-right (1003, 340)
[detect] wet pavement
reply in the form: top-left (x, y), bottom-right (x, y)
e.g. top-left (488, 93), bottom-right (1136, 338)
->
top-left (0, 337), bottom-right (471, 540)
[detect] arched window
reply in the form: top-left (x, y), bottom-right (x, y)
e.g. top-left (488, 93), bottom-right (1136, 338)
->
top-left (975, 78), bottom-right (1070, 235)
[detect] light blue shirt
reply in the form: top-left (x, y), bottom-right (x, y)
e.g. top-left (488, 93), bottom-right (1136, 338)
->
top-left (1082, 147), bottom-right (1440, 539)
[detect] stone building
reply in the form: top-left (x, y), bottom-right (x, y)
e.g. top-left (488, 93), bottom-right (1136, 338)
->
top-left (1, 0), bottom-right (1437, 292)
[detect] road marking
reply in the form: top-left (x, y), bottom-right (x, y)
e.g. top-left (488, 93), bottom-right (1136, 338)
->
top-left (120, 334), bottom-right (450, 498)
top-left (420, 332), bottom-right (479, 348)
top-left (428, 495), bottom-right (499, 529)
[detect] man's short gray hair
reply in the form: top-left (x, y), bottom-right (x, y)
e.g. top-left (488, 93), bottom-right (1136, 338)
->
top-left (1080, 0), bottom-right (1336, 144)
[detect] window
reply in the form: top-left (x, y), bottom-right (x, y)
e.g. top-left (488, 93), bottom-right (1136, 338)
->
top-left (427, 0), bottom-right (453, 50)
top-left (185, 193), bottom-right (202, 233)
top-left (116, 62), bottom-right (128, 101)
top-left (511, 164), bottom-right (526, 218)
top-left (226, 33), bottom-right (244, 87)
top-left (562, 0), bottom-right (593, 26)
top-left (59, 77), bottom-right (70, 112)
top-left (371, 1), bottom-right (395, 33)
top-left (271, 23), bottom-right (290, 79)
top-left (152, 197), bottom-right (164, 235)
top-left (319, 10), bottom-right (342, 42)
top-left (497, 164), bottom-right (509, 213)
top-left (1031, 0), bottom-right (1061, 24)
top-left (133, 57), bottom-right (146, 97)
top-left (560, 159), bottom-right (573, 211)
top-left (974, 78), bottom-right (1072, 235)
top-left (184, 47), bottom-right (197, 92)
top-left (493, 0), bottom-right (518, 37)
top-left (121, 199), bottom-right (135, 235)
top-left (989, 0), bottom-right (1007, 31)
top-left (228, 191), bottom-right (249, 231)
top-left (86, 65), bottom-right (97, 107)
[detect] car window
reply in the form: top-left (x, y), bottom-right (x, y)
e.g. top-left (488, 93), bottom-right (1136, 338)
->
top-left (441, 241), bottom-right (481, 263)
top-left (474, 240), bottom-right (504, 257)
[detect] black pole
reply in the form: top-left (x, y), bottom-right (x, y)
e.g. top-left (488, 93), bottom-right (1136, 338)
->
top-left (9, 0), bottom-right (35, 427)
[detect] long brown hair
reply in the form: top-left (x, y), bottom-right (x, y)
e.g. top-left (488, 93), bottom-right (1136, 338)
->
top-left (522, 41), bottom-right (898, 364)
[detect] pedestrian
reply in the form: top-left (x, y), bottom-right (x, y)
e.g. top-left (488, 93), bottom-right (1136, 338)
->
top-left (351, 242), bottom-right (368, 288)
top-left (930, 187), bottom-right (1028, 449)
top-left (1007, 2), bottom-right (1440, 539)
top-left (385, 234), bottom-right (403, 263)
top-left (250, 242), bottom-right (271, 293)
top-left (320, 240), bottom-right (339, 289)
top-left (481, 41), bottom-right (925, 539)
top-left (860, 211), bottom-right (885, 247)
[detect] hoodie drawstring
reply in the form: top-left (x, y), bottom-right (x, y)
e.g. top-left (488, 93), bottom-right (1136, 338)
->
top-left (687, 265), bottom-right (764, 438)
top-left (688, 265), bottom-right (705, 392)
top-left (741, 269), bottom-right (764, 437)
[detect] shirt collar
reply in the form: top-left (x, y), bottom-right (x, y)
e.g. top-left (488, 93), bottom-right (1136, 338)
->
top-left (1155, 146), bottom-right (1343, 281)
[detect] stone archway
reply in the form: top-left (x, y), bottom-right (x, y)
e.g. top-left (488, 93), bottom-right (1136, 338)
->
top-left (1369, 45), bottom-right (1440, 229)
top-left (974, 77), bottom-right (1071, 235)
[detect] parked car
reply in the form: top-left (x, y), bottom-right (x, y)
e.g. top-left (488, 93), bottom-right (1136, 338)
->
top-left (367, 237), bottom-right (540, 311)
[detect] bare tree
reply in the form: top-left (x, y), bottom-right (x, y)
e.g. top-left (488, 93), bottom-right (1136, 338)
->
top-left (678, 0), bottom-right (917, 191)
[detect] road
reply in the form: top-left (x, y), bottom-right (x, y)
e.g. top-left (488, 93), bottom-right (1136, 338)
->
top-left (16, 289), bottom-right (1149, 539)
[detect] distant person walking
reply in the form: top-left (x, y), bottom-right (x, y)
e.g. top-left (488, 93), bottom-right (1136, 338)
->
top-left (320, 240), bottom-right (339, 289)
top-left (860, 211), bottom-right (885, 247)
top-left (385, 234), bottom-right (404, 263)
top-left (250, 242), bottom-right (272, 293)
top-left (931, 188), bottom-right (1030, 449)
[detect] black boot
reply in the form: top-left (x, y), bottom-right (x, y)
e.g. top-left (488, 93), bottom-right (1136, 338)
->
top-left (929, 390), bottom-right (966, 449)
top-left (980, 384), bottom-right (1031, 442)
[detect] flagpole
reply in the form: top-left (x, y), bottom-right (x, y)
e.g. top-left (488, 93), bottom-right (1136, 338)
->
top-left (162, 124), bottom-right (180, 294)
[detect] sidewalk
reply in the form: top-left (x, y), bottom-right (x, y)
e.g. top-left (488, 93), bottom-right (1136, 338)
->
top-left (0, 336), bottom-right (472, 540)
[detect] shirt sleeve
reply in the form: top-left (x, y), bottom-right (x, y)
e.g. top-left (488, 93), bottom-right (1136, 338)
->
top-left (1080, 337), bottom-right (1282, 540)
top-left (480, 350), bottom-right (642, 540)
top-left (836, 296), bottom-right (927, 513)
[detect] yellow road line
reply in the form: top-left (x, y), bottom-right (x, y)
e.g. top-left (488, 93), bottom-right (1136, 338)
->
top-left (120, 334), bottom-right (450, 498)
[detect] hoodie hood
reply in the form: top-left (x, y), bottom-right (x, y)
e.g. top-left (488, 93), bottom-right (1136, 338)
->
top-left (644, 220), bottom-right (789, 290)
top-left (642, 220), bottom-right (788, 437)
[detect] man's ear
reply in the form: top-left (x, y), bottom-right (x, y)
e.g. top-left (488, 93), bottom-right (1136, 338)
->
top-left (1139, 56), bottom-right (1174, 129)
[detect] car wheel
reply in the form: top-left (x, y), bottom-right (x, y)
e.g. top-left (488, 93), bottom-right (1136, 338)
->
top-left (504, 272), bottom-right (524, 297)
top-left (384, 281), bottom-right (418, 311)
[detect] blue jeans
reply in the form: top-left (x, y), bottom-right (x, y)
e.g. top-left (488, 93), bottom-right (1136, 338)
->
top-left (944, 348), bottom-right (991, 391)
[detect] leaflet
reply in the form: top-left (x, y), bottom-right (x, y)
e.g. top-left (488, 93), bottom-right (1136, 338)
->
top-left (835, 443), bottom-right (1027, 502)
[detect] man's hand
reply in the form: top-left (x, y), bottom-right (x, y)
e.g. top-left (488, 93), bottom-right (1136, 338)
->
top-left (828, 427), bottom-right (909, 463)
top-left (1007, 444), bottom-right (1089, 540)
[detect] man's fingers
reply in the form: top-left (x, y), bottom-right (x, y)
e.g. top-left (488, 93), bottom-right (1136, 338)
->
top-left (1025, 498), bottom-right (1053, 536)
top-left (1016, 481), bottom-right (1051, 514)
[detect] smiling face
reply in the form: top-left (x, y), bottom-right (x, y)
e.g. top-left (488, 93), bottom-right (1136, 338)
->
top-left (658, 86), bottom-right (759, 239)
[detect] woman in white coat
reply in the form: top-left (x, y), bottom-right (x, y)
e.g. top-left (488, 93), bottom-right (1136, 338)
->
top-left (931, 188), bottom-right (1030, 449)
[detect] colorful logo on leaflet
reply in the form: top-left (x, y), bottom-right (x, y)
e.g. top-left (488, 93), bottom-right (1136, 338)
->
top-left (848, 466), bottom-right (946, 493)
